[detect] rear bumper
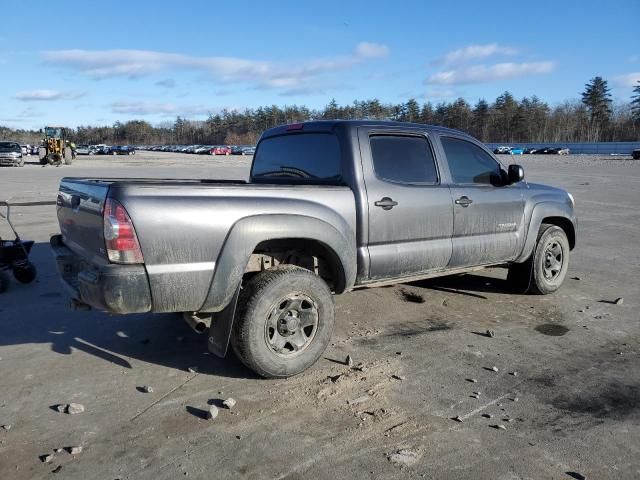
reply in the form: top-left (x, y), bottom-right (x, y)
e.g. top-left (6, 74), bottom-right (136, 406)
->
top-left (50, 234), bottom-right (152, 314)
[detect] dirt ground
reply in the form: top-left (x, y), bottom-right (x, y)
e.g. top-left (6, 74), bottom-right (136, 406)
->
top-left (0, 152), bottom-right (639, 479)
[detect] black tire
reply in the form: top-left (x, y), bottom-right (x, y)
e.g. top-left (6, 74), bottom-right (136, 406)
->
top-left (508, 223), bottom-right (570, 295)
top-left (13, 262), bottom-right (37, 284)
top-left (231, 265), bottom-right (335, 378)
top-left (0, 270), bottom-right (10, 293)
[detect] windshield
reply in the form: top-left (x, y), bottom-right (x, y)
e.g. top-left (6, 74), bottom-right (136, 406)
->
top-left (0, 142), bottom-right (20, 153)
top-left (44, 127), bottom-right (63, 138)
top-left (251, 133), bottom-right (342, 183)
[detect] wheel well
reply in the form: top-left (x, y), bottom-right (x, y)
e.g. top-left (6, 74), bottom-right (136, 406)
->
top-left (246, 238), bottom-right (346, 293)
top-left (542, 216), bottom-right (575, 249)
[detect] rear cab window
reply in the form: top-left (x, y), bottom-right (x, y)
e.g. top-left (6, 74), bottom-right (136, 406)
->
top-left (370, 134), bottom-right (438, 184)
top-left (251, 133), bottom-right (342, 184)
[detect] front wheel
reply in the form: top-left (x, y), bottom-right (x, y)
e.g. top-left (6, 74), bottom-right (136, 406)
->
top-left (231, 265), bottom-right (335, 378)
top-left (508, 224), bottom-right (570, 294)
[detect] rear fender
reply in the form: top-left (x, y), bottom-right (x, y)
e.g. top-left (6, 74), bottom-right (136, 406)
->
top-left (200, 214), bottom-right (356, 313)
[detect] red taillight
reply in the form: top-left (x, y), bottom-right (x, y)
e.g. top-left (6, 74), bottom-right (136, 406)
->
top-left (286, 123), bottom-right (304, 131)
top-left (103, 198), bottom-right (144, 264)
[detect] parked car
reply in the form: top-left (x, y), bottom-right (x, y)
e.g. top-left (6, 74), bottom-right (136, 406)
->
top-left (493, 146), bottom-right (512, 154)
top-left (632, 149), bottom-right (640, 160)
top-left (523, 148), bottom-right (538, 154)
top-left (110, 145), bottom-right (136, 156)
top-left (20, 145), bottom-right (31, 156)
top-left (52, 120), bottom-right (576, 378)
top-left (241, 146), bottom-right (256, 156)
top-left (0, 141), bottom-right (24, 167)
top-left (93, 144), bottom-right (110, 154)
top-left (210, 145), bottom-right (231, 155)
top-left (195, 146), bottom-right (213, 154)
top-left (556, 147), bottom-right (570, 155)
top-left (510, 148), bottom-right (524, 155)
top-left (30, 145), bottom-right (40, 155)
top-left (76, 145), bottom-right (96, 155)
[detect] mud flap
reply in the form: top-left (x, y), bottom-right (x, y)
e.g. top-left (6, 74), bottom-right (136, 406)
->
top-left (207, 285), bottom-right (241, 358)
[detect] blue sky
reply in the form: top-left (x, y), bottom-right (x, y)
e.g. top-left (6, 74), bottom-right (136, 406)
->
top-left (1, 0), bottom-right (638, 129)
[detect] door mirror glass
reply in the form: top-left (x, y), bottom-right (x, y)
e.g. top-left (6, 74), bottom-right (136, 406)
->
top-left (508, 164), bottom-right (525, 184)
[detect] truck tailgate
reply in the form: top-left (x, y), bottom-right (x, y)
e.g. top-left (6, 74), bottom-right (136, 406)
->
top-left (57, 179), bottom-right (111, 264)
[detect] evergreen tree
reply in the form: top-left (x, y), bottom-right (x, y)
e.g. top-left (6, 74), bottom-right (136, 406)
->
top-left (581, 76), bottom-right (612, 124)
top-left (631, 80), bottom-right (640, 124)
top-left (403, 98), bottom-right (420, 122)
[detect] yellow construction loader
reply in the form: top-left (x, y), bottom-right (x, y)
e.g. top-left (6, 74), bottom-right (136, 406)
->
top-left (38, 126), bottom-right (73, 166)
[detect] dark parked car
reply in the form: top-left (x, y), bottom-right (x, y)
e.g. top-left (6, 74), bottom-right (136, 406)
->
top-left (633, 149), bottom-right (640, 160)
top-left (52, 120), bottom-right (576, 378)
top-left (110, 146), bottom-right (136, 156)
top-left (0, 141), bottom-right (24, 167)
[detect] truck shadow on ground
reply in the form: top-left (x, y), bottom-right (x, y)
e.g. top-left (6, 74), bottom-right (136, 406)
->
top-left (0, 243), bottom-right (259, 380)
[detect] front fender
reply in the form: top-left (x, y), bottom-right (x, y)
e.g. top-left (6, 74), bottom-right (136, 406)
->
top-left (199, 214), bottom-right (356, 312)
top-left (514, 201), bottom-right (577, 263)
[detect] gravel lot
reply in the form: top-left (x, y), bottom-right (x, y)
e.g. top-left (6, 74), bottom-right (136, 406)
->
top-left (0, 152), bottom-right (639, 479)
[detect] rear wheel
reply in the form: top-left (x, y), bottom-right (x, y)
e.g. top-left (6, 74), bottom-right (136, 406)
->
top-left (13, 262), bottom-right (37, 284)
top-left (231, 265), bottom-right (335, 378)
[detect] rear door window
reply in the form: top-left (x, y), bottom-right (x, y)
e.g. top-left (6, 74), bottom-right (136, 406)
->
top-left (370, 135), bottom-right (438, 184)
top-left (251, 133), bottom-right (342, 183)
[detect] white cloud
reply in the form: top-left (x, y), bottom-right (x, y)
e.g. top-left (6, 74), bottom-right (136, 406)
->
top-left (355, 42), bottom-right (390, 59)
top-left (425, 61), bottom-right (556, 85)
top-left (432, 43), bottom-right (518, 66)
top-left (614, 72), bottom-right (640, 88)
top-left (15, 89), bottom-right (86, 101)
top-left (42, 43), bottom-right (390, 91)
top-left (110, 101), bottom-right (211, 116)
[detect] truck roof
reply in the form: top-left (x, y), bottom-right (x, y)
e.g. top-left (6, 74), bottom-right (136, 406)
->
top-left (260, 119), bottom-right (476, 140)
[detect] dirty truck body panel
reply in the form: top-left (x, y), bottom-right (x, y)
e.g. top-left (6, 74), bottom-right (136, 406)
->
top-left (52, 120), bottom-right (576, 318)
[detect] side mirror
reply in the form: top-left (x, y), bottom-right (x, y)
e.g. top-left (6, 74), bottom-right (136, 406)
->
top-left (508, 164), bottom-right (524, 184)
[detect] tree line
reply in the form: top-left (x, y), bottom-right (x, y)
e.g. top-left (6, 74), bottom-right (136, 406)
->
top-left (3, 77), bottom-right (640, 146)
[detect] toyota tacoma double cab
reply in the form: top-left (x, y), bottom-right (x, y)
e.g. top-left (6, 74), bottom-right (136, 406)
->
top-left (52, 121), bottom-right (576, 378)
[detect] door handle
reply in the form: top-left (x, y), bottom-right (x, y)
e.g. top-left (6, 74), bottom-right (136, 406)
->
top-left (455, 196), bottom-right (473, 207)
top-left (374, 197), bottom-right (398, 210)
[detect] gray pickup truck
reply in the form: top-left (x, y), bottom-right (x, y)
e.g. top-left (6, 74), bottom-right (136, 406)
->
top-left (52, 120), bottom-right (576, 378)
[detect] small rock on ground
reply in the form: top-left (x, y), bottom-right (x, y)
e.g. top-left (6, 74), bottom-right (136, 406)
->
top-left (486, 329), bottom-right (495, 338)
top-left (68, 446), bottom-right (83, 455)
top-left (66, 403), bottom-right (84, 415)
top-left (490, 366), bottom-right (499, 372)
top-left (452, 415), bottom-right (463, 422)
top-left (614, 297), bottom-right (624, 305)
top-left (206, 405), bottom-right (219, 420)
top-left (492, 424), bottom-right (507, 430)
top-left (142, 385), bottom-right (154, 393)
top-left (1, 424), bottom-right (11, 431)
top-left (222, 398), bottom-right (236, 409)
top-left (188, 366), bottom-right (198, 373)
top-left (40, 454), bottom-right (54, 463)
top-left (346, 354), bottom-right (354, 367)
top-left (387, 449), bottom-right (420, 467)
